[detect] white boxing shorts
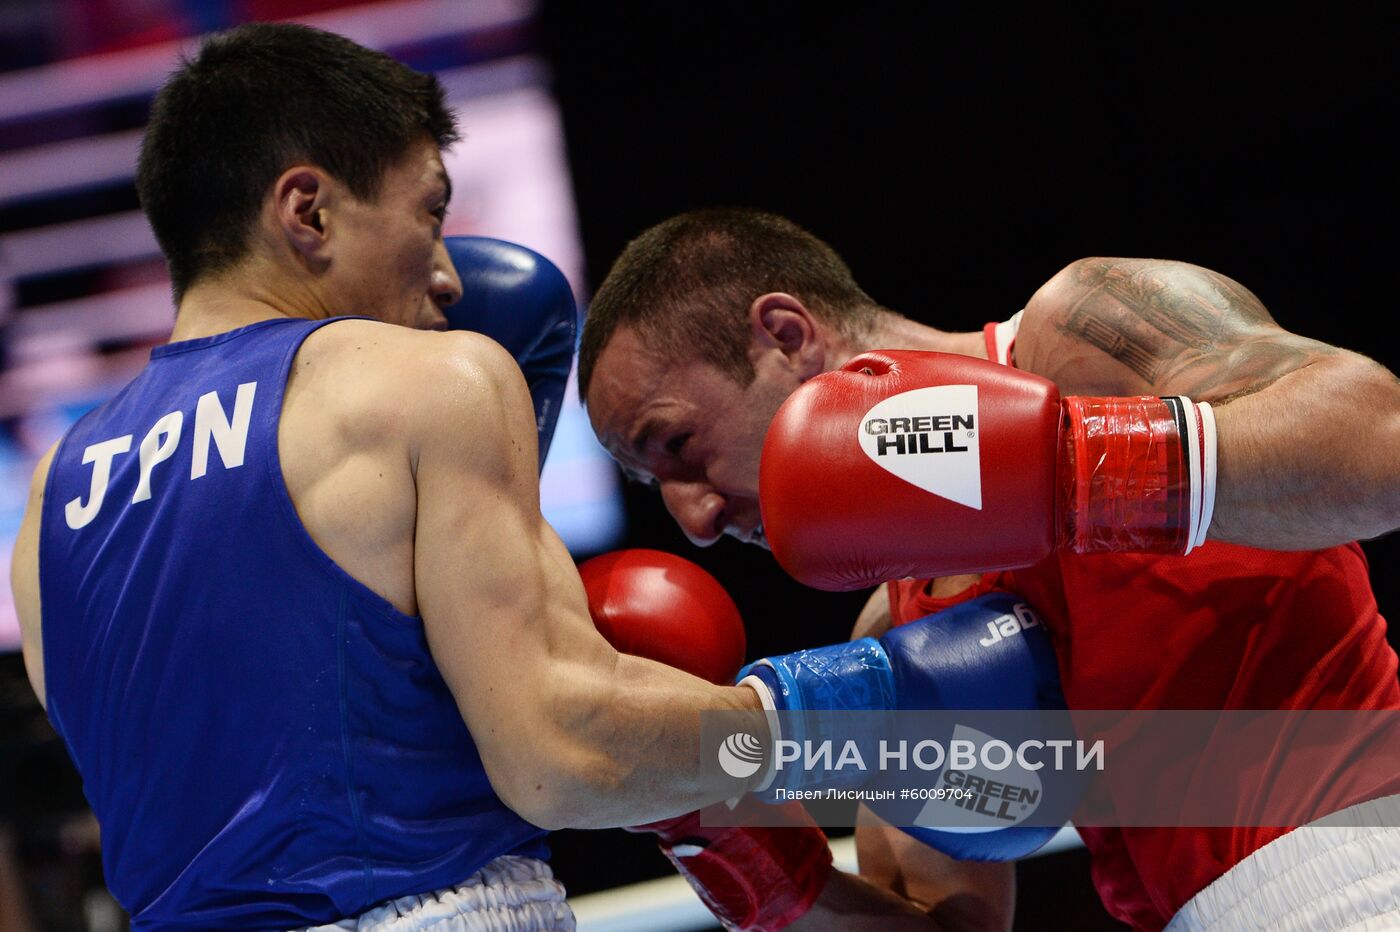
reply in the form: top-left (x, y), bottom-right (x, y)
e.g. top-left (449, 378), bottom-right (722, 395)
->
top-left (295, 855), bottom-right (574, 932)
top-left (1166, 796), bottom-right (1400, 931)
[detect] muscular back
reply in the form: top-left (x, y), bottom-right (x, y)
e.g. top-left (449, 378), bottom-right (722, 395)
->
top-left (277, 319), bottom-right (433, 616)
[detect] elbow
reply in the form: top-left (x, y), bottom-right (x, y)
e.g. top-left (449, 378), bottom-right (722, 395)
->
top-left (483, 738), bottom-right (623, 831)
top-left (477, 660), bottom-right (645, 829)
top-left (488, 767), bottom-right (570, 831)
top-left (499, 790), bottom-right (575, 833)
top-left (485, 759), bottom-right (578, 831)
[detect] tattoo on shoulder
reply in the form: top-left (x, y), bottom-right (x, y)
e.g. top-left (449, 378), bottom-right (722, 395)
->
top-left (1060, 305), bottom-right (1163, 382)
top-left (1054, 259), bottom-right (1328, 391)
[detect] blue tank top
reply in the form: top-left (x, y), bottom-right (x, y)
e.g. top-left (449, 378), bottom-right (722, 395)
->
top-left (38, 317), bottom-right (548, 929)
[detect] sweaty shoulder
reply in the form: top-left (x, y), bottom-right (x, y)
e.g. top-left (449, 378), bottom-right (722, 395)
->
top-left (276, 321), bottom-right (536, 616)
top-left (290, 320), bottom-right (530, 459)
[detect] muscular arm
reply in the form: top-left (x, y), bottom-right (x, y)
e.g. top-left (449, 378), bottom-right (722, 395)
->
top-left (411, 332), bottom-right (763, 829)
top-left (1016, 257), bottom-right (1400, 549)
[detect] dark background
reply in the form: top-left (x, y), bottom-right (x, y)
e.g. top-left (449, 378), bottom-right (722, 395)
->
top-left (544, 0), bottom-right (1400, 641)
top-left (537, 4), bottom-right (1399, 929)
top-left (1, 3), bottom-right (1396, 929)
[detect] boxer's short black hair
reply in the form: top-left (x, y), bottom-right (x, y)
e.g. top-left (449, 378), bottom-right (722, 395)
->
top-left (136, 22), bottom-right (458, 301)
top-left (579, 208), bottom-right (879, 402)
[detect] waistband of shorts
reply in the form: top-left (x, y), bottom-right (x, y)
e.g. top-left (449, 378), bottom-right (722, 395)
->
top-left (293, 855), bottom-right (575, 932)
top-left (1166, 796), bottom-right (1400, 932)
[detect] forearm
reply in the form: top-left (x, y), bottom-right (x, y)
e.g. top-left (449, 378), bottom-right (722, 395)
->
top-left (1211, 352), bottom-right (1400, 548)
top-left (503, 651), bottom-right (766, 829)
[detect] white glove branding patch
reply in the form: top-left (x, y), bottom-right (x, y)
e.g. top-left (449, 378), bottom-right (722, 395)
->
top-left (858, 385), bottom-right (981, 510)
top-left (912, 723), bottom-right (1045, 832)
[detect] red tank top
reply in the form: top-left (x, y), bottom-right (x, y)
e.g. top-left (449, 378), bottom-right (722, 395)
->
top-left (882, 321), bottom-right (1400, 930)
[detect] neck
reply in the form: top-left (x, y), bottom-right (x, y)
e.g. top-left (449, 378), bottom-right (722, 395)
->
top-left (829, 311), bottom-right (986, 369)
top-left (169, 259), bottom-right (335, 344)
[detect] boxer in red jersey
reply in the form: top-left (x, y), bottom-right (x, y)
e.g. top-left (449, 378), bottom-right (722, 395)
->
top-left (579, 208), bottom-right (1400, 930)
top-left (875, 315), bottom-right (1400, 929)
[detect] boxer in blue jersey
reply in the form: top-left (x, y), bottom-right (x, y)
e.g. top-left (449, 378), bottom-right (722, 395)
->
top-left (4, 23), bottom-right (778, 931)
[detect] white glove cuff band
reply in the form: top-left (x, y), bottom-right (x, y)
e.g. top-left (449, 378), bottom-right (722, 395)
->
top-left (739, 668), bottom-right (781, 793)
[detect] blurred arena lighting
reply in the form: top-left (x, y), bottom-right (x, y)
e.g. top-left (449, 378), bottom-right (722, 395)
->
top-left (0, 0), bottom-right (623, 652)
top-left (0, 0), bottom-right (533, 124)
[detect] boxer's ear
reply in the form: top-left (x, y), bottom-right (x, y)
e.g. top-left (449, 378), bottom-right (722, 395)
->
top-left (749, 293), bottom-right (825, 380)
top-left (271, 166), bottom-right (332, 264)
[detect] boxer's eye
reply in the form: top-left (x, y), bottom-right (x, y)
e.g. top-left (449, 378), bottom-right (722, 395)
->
top-left (665, 433), bottom-right (691, 458)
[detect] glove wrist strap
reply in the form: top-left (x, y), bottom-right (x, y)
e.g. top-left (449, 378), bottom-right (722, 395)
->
top-left (1059, 396), bottom-right (1217, 554)
top-left (736, 641), bottom-right (896, 795)
top-left (645, 805), bottom-right (834, 932)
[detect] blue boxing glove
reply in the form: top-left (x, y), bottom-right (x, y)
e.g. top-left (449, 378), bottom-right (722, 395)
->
top-left (739, 592), bottom-right (1078, 861)
top-left (443, 237), bottom-right (578, 470)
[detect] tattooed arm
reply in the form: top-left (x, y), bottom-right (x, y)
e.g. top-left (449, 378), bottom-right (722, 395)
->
top-left (1013, 258), bottom-right (1400, 550)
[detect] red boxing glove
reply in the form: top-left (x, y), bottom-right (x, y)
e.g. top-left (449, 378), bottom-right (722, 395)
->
top-left (577, 549), bottom-right (833, 930)
top-left (577, 548), bottom-right (746, 686)
top-left (627, 798), bottom-right (833, 932)
top-left (761, 350), bottom-right (1217, 591)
